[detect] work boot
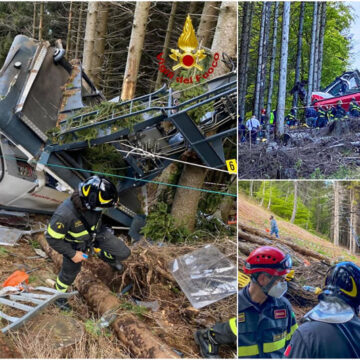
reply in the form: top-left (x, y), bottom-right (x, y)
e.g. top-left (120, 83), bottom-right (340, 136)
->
top-left (111, 261), bottom-right (123, 273)
top-left (54, 297), bottom-right (72, 312)
top-left (194, 329), bottom-right (220, 359)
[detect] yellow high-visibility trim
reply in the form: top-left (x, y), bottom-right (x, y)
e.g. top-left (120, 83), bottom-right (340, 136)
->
top-left (68, 230), bottom-right (89, 238)
top-left (104, 251), bottom-right (113, 259)
top-left (263, 337), bottom-right (286, 353)
top-left (47, 225), bottom-right (65, 239)
top-left (238, 344), bottom-right (259, 357)
top-left (229, 317), bottom-right (237, 336)
top-left (55, 284), bottom-right (67, 293)
top-left (82, 185), bottom-right (91, 197)
top-left (286, 323), bottom-right (298, 340)
top-left (99, 192), bottom-right (112, 204)
top-left (55, 277), bottom-right (69, 292)
top-left (65, 238), bottom-right (83, 243)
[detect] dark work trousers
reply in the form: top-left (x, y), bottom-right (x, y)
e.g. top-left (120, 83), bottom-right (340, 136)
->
top-left (211, 318), bottom-right (237, 345)
top-left (58, 230), bottom-right (130, 289)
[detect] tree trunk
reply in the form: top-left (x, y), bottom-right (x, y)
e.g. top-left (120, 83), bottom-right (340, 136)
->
top-left (210, 1), bottom-right (237, 76)
top-left (83, 2), bottom-right (99, 80)
top-left (75, 2), bottom-right (84, 59)
top-left (306, 2), bottom-right (318, 107)
top-left (188, 2), bottom-right (198, 16)
top-left (260, 181), bottom-right (266, 206)
top-left (121, 2), bottom-right (150, 100)
top-left (32, 3), bottom-right (37, 39)
top-left (36, 233), bottom-right (179, 359)
top-left (276, 2), bottom-right (291, 137)
top-left (266, 2), bottom-right (279, 136)
top-left (171, 1), bottom-right (236, 231)
top-left (290, 181), bottom-right (298, 223)
top-left (239, 2), bottom-right (253, 121)
top-left (66, 1), bottom-right (73, 57)
top-left (292, 2), bottom-right (305, 111)
top-left (333, 181), bottom-right (340, 247)
top-left (349, 187), bottom-right (355, 254)
top-left (313, 2), bottom-right (321, 91)
top-left (267, 182), bottom-right (272, 209)
top-left (92, 2), bottom-right (109, 88)
top-left (197, 2), bottom-right (219, 49)
top-left (238, 223), bottom-right (330, 262)
top-left (353, 195), bottom-right (358, 254)
top-left (317, 2), bottom-right (327, 89)
top-left (38, 2), bottom-right (44, 41)
top-left (258, 3), bottom-right (272, 119)
top-left (250, 180), bottom-right (253, 197)
top-left (171, 166), bottom-right (208, 231)
top-left (254, 3), bottom-right (267, 120)
top-left (155, 2), bottom-right (178, 89)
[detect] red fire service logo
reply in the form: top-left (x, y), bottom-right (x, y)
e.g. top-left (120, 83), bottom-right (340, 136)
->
top-left (157, 15), bottom-right (219, 84)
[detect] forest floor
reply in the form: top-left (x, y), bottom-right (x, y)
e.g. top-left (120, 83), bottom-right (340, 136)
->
top-left (238, 193), bottom-right (360, 320)
top-left (0, 214), bottom-right (236, 359)
top-left (238, 117), bottom-right (360, 179)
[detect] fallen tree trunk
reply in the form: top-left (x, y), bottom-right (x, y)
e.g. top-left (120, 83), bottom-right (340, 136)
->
top-left (238, 223), bottom-right (330, 263)
top-left (0, 332), bottom-right (22, 358)
top-left (35, 233), bottom-right (179, 359)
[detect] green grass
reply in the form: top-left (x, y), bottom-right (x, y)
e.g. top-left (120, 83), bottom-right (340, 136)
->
top-left (120, 302), bottom-right (148, 318)
top-left (0, 247), bottom-right (8, 256)
top-left (29, 239), bottom-right (40, 249)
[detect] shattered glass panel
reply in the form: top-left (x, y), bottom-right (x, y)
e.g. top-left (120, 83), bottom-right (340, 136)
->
top-left (0, 226), bottom-right (26, 246)
top-left (169, 245), bottom-right (237, 309)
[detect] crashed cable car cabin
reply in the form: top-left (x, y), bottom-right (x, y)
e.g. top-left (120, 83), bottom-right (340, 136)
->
top-left (0, 35), bottom-right (236, 232)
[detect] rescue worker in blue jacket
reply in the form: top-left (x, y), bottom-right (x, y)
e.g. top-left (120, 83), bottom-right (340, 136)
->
top-left (194, 318), bottom-right (237, 358)
top-left (285, 262), bottom-right (360, 358)
top-left (238, 246), bottom-right (298, 358)
top-left (285, 108), bottom-right (297, 127)
top-left (46, 176), bottom-right (131, 310)
top-left (331, 100), bottom-right (347, 121)
top-left (270, 215), bottom-right (279, 238)
top-left (317, 106), bottom-right (328, 128)
top-left (349, 97), bottom-right (360, 117)
top-left (305, 106), bottom-right (318, 128)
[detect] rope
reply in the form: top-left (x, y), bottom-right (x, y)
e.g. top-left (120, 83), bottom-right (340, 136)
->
top-left (0, 154), bottom-right (236, 198)
top-left (115, 143), bottom-right (230, 174)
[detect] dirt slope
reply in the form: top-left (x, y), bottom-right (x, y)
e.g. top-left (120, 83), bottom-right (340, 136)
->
top-left (238, 193), bottom-right (360, 264)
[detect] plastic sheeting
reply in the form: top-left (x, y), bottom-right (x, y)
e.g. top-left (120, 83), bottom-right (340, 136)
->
top-left (169, 244), bottom-right (237, 309)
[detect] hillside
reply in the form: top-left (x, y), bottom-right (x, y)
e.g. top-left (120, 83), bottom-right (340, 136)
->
top-left (238, 192), bottom-right (360, 263)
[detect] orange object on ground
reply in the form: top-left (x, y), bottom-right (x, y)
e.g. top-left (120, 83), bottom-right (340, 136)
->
top-left (2, 270), bottom-right (29, 287)
top-left (265, 228), bottom-right (270, 233)
top-left (303, 259), bottom-right (311, 267)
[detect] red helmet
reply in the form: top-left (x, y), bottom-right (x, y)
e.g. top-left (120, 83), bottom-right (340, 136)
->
top-left (243, 246), bottom-right (292, 276)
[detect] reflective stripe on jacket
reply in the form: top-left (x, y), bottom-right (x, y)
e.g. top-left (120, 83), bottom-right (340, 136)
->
top-left (46, 197), bottom-right (102, 258)
top-left (238, 286), bottom-right (298, 358)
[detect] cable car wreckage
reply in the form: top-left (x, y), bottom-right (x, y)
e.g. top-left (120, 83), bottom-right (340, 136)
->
top-left (0, 35), bottom-right (236, 238)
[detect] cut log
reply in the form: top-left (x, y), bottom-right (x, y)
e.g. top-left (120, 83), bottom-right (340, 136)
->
top-left (0, 332), bottom-right (22, 358)
top-left (238, 222), bottom-right (330, 263)
top-left (35, 233), bottom-right (179, 359)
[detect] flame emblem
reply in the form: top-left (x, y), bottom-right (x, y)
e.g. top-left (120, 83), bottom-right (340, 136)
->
top-left (169, 15), bottom-right (206, 71)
